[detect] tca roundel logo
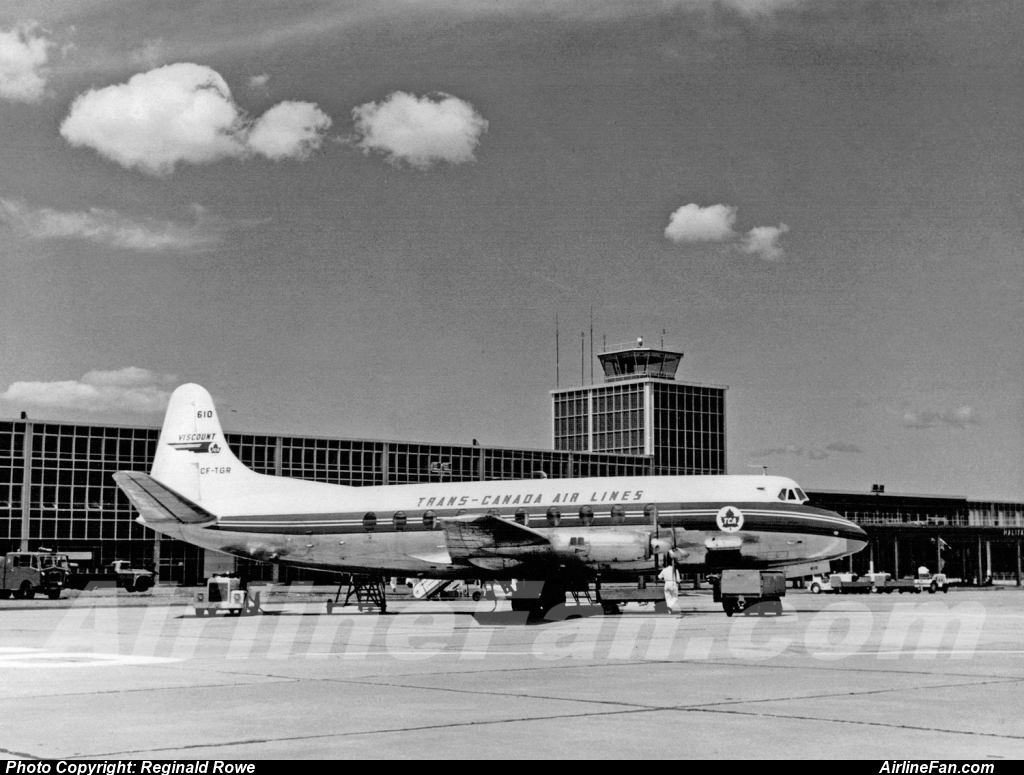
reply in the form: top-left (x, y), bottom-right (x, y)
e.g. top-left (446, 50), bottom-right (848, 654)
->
top-left (716, 506), bottom-right (744, 533)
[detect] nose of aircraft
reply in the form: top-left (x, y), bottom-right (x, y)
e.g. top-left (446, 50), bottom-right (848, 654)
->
top-left (842, 517), bottom-right (869, 554)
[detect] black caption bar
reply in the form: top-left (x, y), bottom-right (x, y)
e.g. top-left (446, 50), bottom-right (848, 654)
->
top-left (5, 764), bottom-right (258, 775)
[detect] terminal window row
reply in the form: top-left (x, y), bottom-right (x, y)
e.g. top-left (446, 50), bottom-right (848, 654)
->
top-left (27, 519), bottom-right (144, 541)
top-left (29, 426), bottom-right (158, 461)
top-left (0, 425), bottom-right (26, 456)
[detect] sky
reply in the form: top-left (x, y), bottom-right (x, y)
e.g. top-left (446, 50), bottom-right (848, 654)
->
top-left (0, 0), bottom-right (1020, 501)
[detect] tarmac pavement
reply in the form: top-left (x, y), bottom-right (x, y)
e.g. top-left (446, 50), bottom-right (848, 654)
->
top-left (0, 586), bottom-right (1021, 759)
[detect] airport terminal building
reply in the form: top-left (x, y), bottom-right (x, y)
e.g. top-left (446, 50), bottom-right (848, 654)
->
top-left (1, 341), bottom-right (1020, 585)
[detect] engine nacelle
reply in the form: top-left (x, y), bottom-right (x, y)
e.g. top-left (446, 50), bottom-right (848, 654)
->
top-left (549, 530), bottom-right (651, 564)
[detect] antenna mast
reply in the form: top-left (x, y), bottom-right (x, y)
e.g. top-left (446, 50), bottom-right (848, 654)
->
top-left (590, 305), bottom-right (594, 385)
top-left (580, 332), bottom-right (585, 385)
top-left (555, 314), bottom-right (560, 389)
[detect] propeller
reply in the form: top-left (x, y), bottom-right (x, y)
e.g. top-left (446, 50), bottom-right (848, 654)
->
top-left (651, 524), bottom-right (702, 564)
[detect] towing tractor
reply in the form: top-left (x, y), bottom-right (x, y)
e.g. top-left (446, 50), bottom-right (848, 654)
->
top-left (0, 551), bottom-right (70, 599)
top-left (193, 575), bottom-right (261, 616)
top-left (914, 571), bottom-right (959, 593)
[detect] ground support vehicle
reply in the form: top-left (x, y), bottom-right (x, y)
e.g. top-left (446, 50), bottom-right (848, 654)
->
top-left (193, 575), bottom-right (261, 616)
top-left (876, 576), bottom-right (919, 594)
top-left (831, 576), bottom-right (874, 594)
top-left (0, 552), bottom-right (69, 599)
top-left (68, 560), bottom-right (155, 592)
top-left (807, 574), bottom-right (833, 594)
top-left (915, 573), bottom-right (959, 594)
top-left (713, 570), bottom-right (786, 616)
top-left (592, 581), bottom-right (671, 615)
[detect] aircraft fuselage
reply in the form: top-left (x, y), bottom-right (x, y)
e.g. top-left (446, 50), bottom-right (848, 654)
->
top-left (151, 475), bottom-right (866, 580)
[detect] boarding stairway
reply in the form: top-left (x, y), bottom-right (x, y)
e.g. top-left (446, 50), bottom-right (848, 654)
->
top-left (412, 578), bottom-right (455, 600)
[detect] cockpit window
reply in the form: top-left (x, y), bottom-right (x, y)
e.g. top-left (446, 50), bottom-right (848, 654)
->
top-left (778, 488), bottom-right (807, 503)
top-left (794, 488), bottom-right (807, 502)
top-left (778, 488), bottom-right (788, 501)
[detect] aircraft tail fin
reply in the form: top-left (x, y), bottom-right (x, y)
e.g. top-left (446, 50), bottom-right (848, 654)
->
top-left (148, 383), bottom-right (254, 505)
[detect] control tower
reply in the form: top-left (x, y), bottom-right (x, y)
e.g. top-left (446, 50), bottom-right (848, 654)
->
top-left (551, 337), bottom-right (727, 475)
top-left (598, 337), bottom-right (683, 382)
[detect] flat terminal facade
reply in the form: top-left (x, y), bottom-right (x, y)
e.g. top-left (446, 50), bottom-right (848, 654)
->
top-left (806, 489), bottom-right (1023, 586)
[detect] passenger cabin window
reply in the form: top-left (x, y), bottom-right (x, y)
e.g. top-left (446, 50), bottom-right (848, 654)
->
top-left (515, 508), bottom-right (528, 525)
top-left (579, 506), bottom-right (594, 526)
top-left (393, 511), bottom-right (407, 531)
top-left (363, 512), bottom-right (376, 532)
top-left (423, 510), bottom-right (437, 529)
top-left (546, 507), bottom-right (561, 527)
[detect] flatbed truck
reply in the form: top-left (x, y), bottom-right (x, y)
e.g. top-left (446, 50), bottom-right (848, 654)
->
top-left (67, 560), bottom-right (155, 592)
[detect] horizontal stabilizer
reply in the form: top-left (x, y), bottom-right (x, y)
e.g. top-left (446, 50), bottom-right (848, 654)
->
top-left (113, 471), bottom-right (217, 526)
top-left (439, 513), bottom-right (551, 561)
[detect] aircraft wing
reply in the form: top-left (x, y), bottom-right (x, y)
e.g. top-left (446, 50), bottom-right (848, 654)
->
top-left (113, 471), bottom-right (218, 526)
top-left (439, 513), bottom-right (551, 561)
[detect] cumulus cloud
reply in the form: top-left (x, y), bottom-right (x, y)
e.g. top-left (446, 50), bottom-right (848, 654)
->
top-left (1, 368), bottom-right (176, 413)
top-left (903, 406), bottom-right (980, 430)
top-left (247, 101), bottom-right (333, 161)
top-left (351, 91), bottom-right (488, 169)
top-left (664, 203), bottom-right (790, 260)
top-left (0, 198), bottom-right (224, 251)
top-left (664, 203), bottom-right (737, 243)
top-left (0, 21), bottom-right (51, 102)
top-left (741, 223), bottom-right (790, 260)
top-left (59, 63), bottom-right (332, 175)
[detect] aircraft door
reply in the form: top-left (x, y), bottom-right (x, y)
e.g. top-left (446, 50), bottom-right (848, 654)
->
top-left (645, 504), bottom-right (659, 568)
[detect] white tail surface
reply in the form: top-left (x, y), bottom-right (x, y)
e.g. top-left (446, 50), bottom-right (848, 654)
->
top-left (150, 383), bottom-right (350, 518)
top-left (151, 384), bottom-right (254, 505)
